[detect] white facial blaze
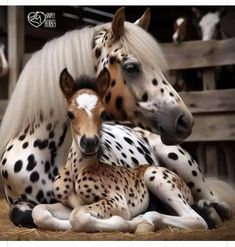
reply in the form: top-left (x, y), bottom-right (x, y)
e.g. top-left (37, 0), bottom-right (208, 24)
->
top-left (199, 12), bottom-right (220, 41)
top-left (76, 94), bottom-right (98, 117)
top-left (176, 17), bottom-right (185, 26)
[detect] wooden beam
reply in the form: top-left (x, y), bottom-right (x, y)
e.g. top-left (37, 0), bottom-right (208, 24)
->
top-left (7, 7), bottom-right (24, 97)
top-left (186, 113), bottom-right (235, 142)
top-left (161, 38), bottom-right (235, 70)
top-left (179, 89), bottom-right (235, 114)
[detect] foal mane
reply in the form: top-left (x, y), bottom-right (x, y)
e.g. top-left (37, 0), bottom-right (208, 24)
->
top-left (73, 75), bottom-right (97, 93)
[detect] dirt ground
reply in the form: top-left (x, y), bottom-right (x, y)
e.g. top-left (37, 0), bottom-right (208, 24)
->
top-left (0, 198), bottom-right (235, 241)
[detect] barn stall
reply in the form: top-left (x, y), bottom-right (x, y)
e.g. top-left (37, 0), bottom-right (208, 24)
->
top-left (0, 6), bottom-right (235, 240)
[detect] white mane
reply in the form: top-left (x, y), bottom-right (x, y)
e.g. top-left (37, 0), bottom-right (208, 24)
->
top-left (0, 21), bottom-right (168, 157)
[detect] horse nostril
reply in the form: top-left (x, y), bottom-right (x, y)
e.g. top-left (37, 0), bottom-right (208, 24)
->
top-left (175, 114), bottom-right (190, 134)
top-left (80, 135), bottom-right (99, 154)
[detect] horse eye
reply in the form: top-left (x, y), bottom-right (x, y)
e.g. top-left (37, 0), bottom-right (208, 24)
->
top-left (123, 62), bottom-right (140, 74)
top-left (66, 111), bottom-right (75, 121)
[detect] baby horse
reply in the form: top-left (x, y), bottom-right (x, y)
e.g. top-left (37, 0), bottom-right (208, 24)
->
top-left (52, 68), bottom-right (207, 232)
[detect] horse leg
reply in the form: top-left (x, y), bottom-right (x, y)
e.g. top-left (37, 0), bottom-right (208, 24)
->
top-left (69, 198), bottom-right (142, 233)
top-left (134, 128), bottom-right (232, 226)
top-left (32, 203), bottom-right (72, 230)
top-left (143, 166), bottom-right (208, 230)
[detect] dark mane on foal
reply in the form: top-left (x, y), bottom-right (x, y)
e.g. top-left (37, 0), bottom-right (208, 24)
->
top-left (73, 75), bottom-right (98, 93)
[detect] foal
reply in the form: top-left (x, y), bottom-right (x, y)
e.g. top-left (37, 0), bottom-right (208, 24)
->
top-left (52, 68), bottom-right (207, 232)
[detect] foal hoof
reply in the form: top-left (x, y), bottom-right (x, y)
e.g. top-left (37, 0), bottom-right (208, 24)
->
top-left (135, 221), bottom-right (155, 233)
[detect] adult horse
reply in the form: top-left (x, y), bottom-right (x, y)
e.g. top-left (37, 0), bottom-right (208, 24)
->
top-left (0, 8), bottom-right (231, 229)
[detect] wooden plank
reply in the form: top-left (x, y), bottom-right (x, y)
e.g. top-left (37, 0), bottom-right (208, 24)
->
top-left (8, 7), bottom-right (24, 97)
top-left (161, 38), bottom-right (235, 70)
top-left (186, 113), bottom-right (235, 142)
top-left (180, 89), bottom-right (235, 114)
top-left (202, 68), bottom-right (216, 90)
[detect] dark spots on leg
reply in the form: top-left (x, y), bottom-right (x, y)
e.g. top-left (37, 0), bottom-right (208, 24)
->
top-left (34, 139), bottom-right (48, 150)
top-left (188, 160), bottom-right (193, 166)
top-left (192, 170), bottom-right (197, 176)
top-left (210, 191), bottom-right (214, 196)
top-left (152, 78), bottom-right (158, 86)
top-left (187, 182), bottom-right (195, 188)
top-left (169, 92), bottom-right (174, 97)
top-left (178, 148), bottom-right (185, 155)
top-left (149, 176), bottom-right (155, 181)
top-left (18, 135), bottom-right (26, 141)
top-left (14, 160), bottom-right (23, 173)
top-left (46, 123), bottom-right (53, 131)
top-left (30, 171), bottom-right (40, 183)
top-left (22, 142), bottom-right (29, 149)
top-left (142, 92), bottom-right (148, 102)
top-left (168, 152), bottom-right (178, 160)
top-left (197, 188), bottom-right (201, 193)
top-left (124, 137), bottom-right (133, 145)
top-left (131, 157), bottom-right (139, 165)
top-left (95, 48), bottom-right (101, 58)
top-left (2, 158), bottom-right (7, 165)
top-left (115, 97), bottom-right (123, 110)
top-left (36, 190), bottom-right (44, 202)
top-left (160, 88), bottom-right (164, 94)
top-left (26, 154), bottom-right (37, 171)
top-left (25, 186), bottom-right (32, 194)
top-left (145, 154), bottom-right (154, 165)
top-left (44, 161), bottom-right (50, 173)
top-left (7, 145), bottom-right (13, 151)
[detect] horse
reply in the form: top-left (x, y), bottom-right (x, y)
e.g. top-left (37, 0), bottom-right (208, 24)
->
top-left (0, 42), bottom-right (9, 77)
top-left (0, 7), bottom-right (232, 229)
top-left (32, 68), bottom-right (208, 232)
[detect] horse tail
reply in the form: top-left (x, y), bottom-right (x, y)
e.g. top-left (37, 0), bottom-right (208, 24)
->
top-left (205, 177), bottom-right (235, 215)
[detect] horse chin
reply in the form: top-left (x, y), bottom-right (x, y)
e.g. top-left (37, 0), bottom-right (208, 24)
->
top-left (159, 128), bottom-right (184, 146)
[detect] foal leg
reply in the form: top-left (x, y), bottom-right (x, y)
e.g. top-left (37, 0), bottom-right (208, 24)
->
top-left (69, 198), bottom-right (138, 232)
top-left (32, 203), bottom-right (72, 230)
top-left (143, 166), bottom-right (208, 230)
top-left (134, 128), bottom-right (231, 226)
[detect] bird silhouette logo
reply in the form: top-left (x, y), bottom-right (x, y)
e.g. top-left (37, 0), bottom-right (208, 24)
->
top-left (27, 11), bottom-right (46, 28)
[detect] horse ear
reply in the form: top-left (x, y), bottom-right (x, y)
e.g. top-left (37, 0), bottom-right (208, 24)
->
top-left (112, 7), bottom-right (125, 41)
top-left (192, 7), bottom-right (201, 19)
top-left (96, 68), bottom-right (111, 98)
top-left (134, 8), bottom-right (151, 31)
top-left (59, 68), bottom-right (75, 100)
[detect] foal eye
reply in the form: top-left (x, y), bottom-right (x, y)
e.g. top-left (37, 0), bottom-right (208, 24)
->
top-left (66, 111), bottom-right (75, 121)
top-left (123, 62), bottom-right (140, 75)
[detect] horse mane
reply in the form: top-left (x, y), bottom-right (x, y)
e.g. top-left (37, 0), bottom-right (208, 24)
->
top-left (0, 21), bottom-right (168, 157)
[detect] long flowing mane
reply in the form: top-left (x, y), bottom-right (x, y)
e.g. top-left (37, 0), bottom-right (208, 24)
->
top-left (0, 22), bottom-right (167, 157)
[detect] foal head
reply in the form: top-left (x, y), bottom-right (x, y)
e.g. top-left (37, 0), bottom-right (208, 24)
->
top-left (60, 68), bottom-right (109, 157)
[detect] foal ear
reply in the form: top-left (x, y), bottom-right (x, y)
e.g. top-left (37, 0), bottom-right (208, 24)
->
top-left (59, 68), bottom-right (75, 100)
top-left (96, 68), bottom-right (111, 98)
top-left (134, 8), bottom-right (151, 31)
top-left (112, 7), bottom-right (125, 41)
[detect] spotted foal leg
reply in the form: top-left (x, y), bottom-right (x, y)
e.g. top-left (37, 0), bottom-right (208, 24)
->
top-left (142, 166), bottom-right (208, 230)
top-left (69, 198), bottom-right (133, 232)
top-left (134, 128), bottom-right (231, 227)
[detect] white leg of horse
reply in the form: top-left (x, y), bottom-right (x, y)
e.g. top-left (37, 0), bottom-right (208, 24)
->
top-left (134, 128), bottom-right (232, 226)
top-left (32, 203), bottom-right (72, 231)
top-left (69, 208), bottom-right (135, 233)
top-left (143, 166), bottom-right (208, 230)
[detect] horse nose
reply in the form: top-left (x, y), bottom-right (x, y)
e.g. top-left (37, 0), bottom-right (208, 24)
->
top-left (175, 112), bottom-right (194, 136)
top-left (80, 135), bottom-right (99, 154)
